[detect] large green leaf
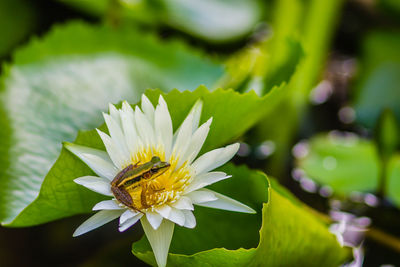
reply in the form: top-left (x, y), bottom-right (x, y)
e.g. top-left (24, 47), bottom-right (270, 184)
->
top-left (297, 133), bottom-right (381, 195)
top-left (353, 31), bottom-right (400, 128)
top-left (56, 0), bottom-right (263, 43)
top-left (145, 86), bottom-right (284, 154)
top-left (133, 164), bottom-right (349, 266)
top-left (0, 22), bottom-right (223, 225)
top-left (6, 86), bottom-right (284, 226)
top-left (386, 154), bottom-right (400, 208)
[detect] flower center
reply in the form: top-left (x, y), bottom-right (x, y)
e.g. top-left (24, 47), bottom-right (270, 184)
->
top-left (111, 151), bottom-right (191, 212)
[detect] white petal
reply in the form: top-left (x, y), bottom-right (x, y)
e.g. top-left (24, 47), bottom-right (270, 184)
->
top-left (188, 99), bottom-right (203, 133)
top-left (146, 212), bottom-right (164, 230)
top-left (103, 113), bottom-right (130, 158)
top-left (155, 205), bottom-right (172, 219)
top-left (195, 189), bottom-right (256, 214)
top-left (141, 94), bottom-right (155, 125)
top-left (182, 210), bottom-right (196, 229)
top-left (191, 143), bottom-right (240, 175)
top-left (120, 209), bottom-right (140, 224)
top-left (186, 189), bottom-right (218, 204)
top-left (74, 176), bottom-right (113, 196)
top-left (171, 196), bottom-right (194, 210)
top-left (108, 103), bottom-right (121, 127)
top-left (155, 95), bottom-right (173, 160)
top-left (184, 172), bottom-right (230, 194)
top-left (92, 200), bottom-right (123, 210)
top-left (119, 213), bottom-right (143, 232)
top-left (122, 100), bottom-right (134, 115)
top-left (97, 129), bottom-right (128, 169)
top-left (120, 107), bottom-right (141, 157)
top-left (64, 143), bottom-right (118, 180)
top-left (184, 118), bottom-right (212, 165)
top-left (73, 210), bottom-right (123, 237)
top-left (173, 99), bottom-right (202, 140)
top-left (135, 106), bottom-right (155, 148)
top-left (172, 114), bottom-right (193, 166)
top-left (167, 207), bottom-right (185, 226)
top-left (141, 216), bottom-right (174, 267)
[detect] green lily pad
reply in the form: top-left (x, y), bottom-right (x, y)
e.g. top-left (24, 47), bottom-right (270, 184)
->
top-left (133, 164), bottom-right (349, 266)
top-left (297, 133), bottom-right (381, 195)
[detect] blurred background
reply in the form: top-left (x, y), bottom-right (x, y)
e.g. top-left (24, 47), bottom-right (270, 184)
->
top-left (0, 0), bottom-right (399, 266)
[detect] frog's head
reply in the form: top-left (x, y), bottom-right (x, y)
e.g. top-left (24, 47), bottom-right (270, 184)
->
top-left (150, 156), bottom-right (170, 177)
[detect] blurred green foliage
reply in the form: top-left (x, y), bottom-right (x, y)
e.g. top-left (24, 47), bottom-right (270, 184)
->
top-left (56, 0), bottom-right (263, 43)
top-left (0, 0), bottom-right (37, 59)
top-left (354, 31), bottom-right (400, 129)
top-left (387, 155), bottom-right (400, 207)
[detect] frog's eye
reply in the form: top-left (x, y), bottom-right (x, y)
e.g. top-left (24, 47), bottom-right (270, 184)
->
top-left (151, 156), bottom-right (161, 163)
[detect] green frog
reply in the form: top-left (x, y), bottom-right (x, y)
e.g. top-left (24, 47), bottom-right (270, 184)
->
top-left (111, 156), bottom-right (170, 211)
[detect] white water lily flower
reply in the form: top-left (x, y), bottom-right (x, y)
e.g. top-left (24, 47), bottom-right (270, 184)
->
top-left (65, 94), bottom-right (255, 267)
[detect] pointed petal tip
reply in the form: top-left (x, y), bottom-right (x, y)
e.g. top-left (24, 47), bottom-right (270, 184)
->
top-left (73, 176), bottom-right (113, 196)
top-left (63, 142), bottom-right (84, 154)
top-left (194, 189), bottom-right (257, 214)
top-left (92, 200), bottom-right (123, 211)
top-left (182, 210), bottom-right (196, 229)
top-left (72, 230), bottom-right (81, 238)
top-left (63, 141), bottom-right (73, 148)
top-left (156, 205), bottom-right (172, 219)
top-left (118, 225), bottom-right (133, 233)
top-left (118, 213), bottom-right (142, 232)
top-left (141, 94), bottom-right (150, 102)
top-left (122, 101), bottom-right (133, 112)
top-left (122, 100), bottom-right (129, 107)
top-left (141, 94), bottom-right (154, 109)
top-left (230, 142), bottom-right (240, 153)
top-left (158, 94), bottom-right (166, 104)
top-left (146, 212), bottom-right (164, 230)
top-left (108, 102), bottom-right (116, 111)
top-left (194, 98), bottom-right (203, 107)
top-left (64, 142), bottom-right (79, 155)
top-left (72, 210), bottom-right (122, 238)
top-left (244, 206), bottom-right (257, 214)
